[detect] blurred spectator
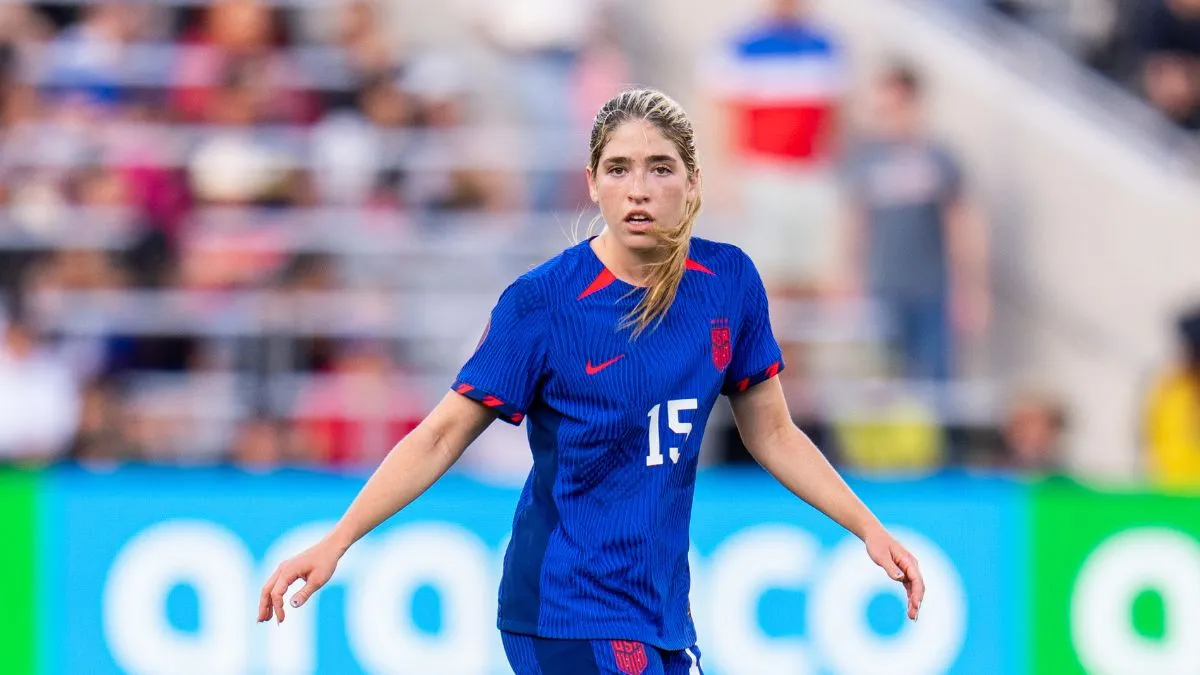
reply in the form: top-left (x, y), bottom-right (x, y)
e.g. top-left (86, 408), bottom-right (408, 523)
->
top-left (69, 377), bottom-right (136, 466)
top-left (181, 61), bottom-right (299, 290)
top-left (172, 0), bottom-right (317, 124)
top-left (72, 163), bottom-right (130, 210)
top-left (293, 339), bottom-right (426, 470)
top-left (311, 71), bottom-right (412, 206)
top-left (840, 63), bottom-right (990, 382)
top-left (570, 4), bottom-right (632, 135)
top-left (1137, 0), bottom-right (1200, 130)
top-left (0, 309), bottom-right (80, 463)
top-left (332, 0), bottom-right (399, 81)
top-left (1144, 306), bottom-right (1200, 486)
top-left (25, 247), bottom-right (127, 295)
top-left (999, 386), bottom-right (1067, 473)
top-left (703, 0), bottom-right (845, 297)
top-left (46, 2), bottom-right (139, 108)
top-left (473, 0), bottom-right (596, 211)
top-left (21, 244), bottom-right (136, 380)
top-left (230, 416), bottom-right (284, 469)
top-left (1065, 0), bottom-right (1127, 76)
top-left (257, 252), bottom-right (339, 373)
top-left (403, 52), bottom-right (516, 213)
top-left (831, 385), bottom-right (943, 472)
top-left (8, 167), bottom-right (69, 235)
top-left (187, 62), bottom-right (295, 206)
top-left (230, 415), bottom-right (318, 470)
top-left (112, 103), bottom-right (194, 254)
top-left (0, 5), bottom-right (54, 55)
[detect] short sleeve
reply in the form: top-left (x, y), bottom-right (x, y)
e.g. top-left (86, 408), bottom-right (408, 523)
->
top-left (451, 277), bottom-right (548, 425)
top-left (722, 253), bottom-right (785, 395)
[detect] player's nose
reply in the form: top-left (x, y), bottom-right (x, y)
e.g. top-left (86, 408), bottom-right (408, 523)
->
top-left (627, 170), bottom-right (650, 202)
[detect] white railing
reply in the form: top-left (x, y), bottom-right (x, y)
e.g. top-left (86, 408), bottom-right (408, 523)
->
top-left (25, 43), bottom-right (355, 89)
top-left (29, 289), bottom-right (893, 344)
top-left (0, 122), bottom-right (589, 170)
top-left (0, 208), bottom-right (599, 252)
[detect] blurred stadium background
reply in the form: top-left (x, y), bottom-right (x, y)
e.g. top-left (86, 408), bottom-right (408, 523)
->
top-left (2, 0), bottom-right (1200, 672)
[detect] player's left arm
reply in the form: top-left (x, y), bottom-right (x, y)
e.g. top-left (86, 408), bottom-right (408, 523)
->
top-left (729, 377), bottom-right (925, 620)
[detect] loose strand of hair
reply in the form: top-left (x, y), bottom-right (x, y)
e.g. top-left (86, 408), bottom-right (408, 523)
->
top-left (622, 194), bottom-right (702, 338)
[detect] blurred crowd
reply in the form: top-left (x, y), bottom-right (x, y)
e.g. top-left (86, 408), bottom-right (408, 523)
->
top-left (0, 0), bottom-right (640, 470)
top-left (1, 0), bottom-right (1164, 484)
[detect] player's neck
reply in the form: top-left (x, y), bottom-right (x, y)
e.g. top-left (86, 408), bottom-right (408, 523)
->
top-left (591, 230), bottom-right (658, 287)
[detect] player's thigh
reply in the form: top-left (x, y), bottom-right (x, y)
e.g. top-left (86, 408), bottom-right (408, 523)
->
top-left (661, 644), bottom-right (704, 675)
top-left (501, 633), bottom-right (667, 675)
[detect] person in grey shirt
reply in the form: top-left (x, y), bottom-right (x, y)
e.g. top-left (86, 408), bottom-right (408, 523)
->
top-left (840, 63), bottom-right (990, 381)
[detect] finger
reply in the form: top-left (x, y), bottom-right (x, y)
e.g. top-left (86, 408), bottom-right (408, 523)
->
top-left (909, 570), bottom-right (926, 619)
top-left (290, 571), bottom-right (328, 609)
top-left (270, 569), bottom-right (301, 624)
top-left (898, 558), bottom-right (925, 619)
top-left (903, 578), bottom-right (918, 620)
top-left (258, 571), bottom-right (280, 623)
top-left (896, 554), bottom-right (922, 591)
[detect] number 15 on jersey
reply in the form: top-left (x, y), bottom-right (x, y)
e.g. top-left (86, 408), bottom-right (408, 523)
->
top-left (646, 399), bottom-right (698, 467)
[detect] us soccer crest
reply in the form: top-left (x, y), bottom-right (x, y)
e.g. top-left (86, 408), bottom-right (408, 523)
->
top-left (611, 640), bottom-right (648, 675)
top-left (711, 318), bottom-right (731, 371)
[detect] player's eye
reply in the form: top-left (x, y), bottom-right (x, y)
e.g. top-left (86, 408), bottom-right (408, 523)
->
top-left (652, 165), bottom-right (673, 175)
top-left (607, 166), bottom-right (627, 176)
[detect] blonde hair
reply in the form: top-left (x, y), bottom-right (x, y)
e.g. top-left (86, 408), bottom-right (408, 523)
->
top-left (585, 88), bottom-right (702, 338)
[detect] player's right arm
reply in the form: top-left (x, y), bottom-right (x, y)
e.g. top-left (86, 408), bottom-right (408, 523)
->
top-left (259, 275), bottom-right (546, 625)
top-left (256, 391), bottom-right (496, 624)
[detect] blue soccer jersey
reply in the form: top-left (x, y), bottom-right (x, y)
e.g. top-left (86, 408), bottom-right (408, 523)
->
top-left (451, 236), bottom-right (784, 650)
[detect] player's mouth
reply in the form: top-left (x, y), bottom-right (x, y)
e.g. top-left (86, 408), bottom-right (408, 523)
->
top-left (624, 210), bottom-right (655, 232)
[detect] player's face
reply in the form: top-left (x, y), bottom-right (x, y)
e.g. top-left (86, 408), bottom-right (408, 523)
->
top-left (587, 120), bottom-right (699, 253)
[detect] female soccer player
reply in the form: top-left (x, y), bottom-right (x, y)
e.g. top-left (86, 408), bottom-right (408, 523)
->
top-left (257, 88), bottom-right (925, 674)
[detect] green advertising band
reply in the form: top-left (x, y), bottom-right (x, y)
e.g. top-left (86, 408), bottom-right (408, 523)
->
top-left (1032, 481), bottom-right (1200, 675)
top-left (0, 470), bottom-right (37, 675)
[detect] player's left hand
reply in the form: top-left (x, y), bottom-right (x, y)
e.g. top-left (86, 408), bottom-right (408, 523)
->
top-left (863, 528), bottom-right (925, 621)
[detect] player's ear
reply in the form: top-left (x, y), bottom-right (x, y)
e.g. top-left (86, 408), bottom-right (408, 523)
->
top-left (586, 166), bottom-right (599, 203)
top-left (686, 166), bottom-right (701, 202)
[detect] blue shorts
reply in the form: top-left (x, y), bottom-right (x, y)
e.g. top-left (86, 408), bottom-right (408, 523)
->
top-left (501, 632), bottom-right (704, 675)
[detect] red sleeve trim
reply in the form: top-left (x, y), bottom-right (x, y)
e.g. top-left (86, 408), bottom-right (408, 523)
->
top-left (451, 381), bottom-right (525, 425)
top-left (722, 360), bottom-right (784, 396)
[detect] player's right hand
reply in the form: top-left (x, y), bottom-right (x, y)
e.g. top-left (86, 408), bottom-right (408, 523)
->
top-left (257, 539), bottom-right (342, 624)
